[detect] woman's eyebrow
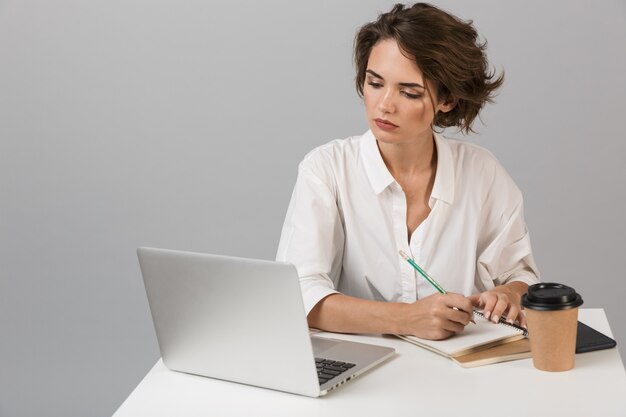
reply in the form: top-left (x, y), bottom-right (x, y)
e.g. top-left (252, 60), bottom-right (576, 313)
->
top-left (366, 69), bottom-right (424, 89)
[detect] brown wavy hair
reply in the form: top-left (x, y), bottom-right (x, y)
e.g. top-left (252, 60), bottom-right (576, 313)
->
top-left (354, 3), bottom-right (504, 134)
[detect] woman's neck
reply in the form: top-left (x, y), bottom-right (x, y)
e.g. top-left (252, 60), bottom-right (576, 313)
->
top-left (376, 131), bottom-right (437, 184)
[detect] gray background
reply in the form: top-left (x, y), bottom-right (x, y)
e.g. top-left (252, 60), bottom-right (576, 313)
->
top-left (1, 1), bottom-right (624, 416)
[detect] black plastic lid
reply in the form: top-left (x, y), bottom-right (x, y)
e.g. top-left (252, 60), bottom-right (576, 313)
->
top-left (521, 282), bottom-right (583, 311)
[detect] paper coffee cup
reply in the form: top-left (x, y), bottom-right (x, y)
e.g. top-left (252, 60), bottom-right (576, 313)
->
top-left (521, 283), bottom-right (583, 372)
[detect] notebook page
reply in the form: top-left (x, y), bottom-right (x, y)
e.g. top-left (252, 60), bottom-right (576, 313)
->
top-left (399, 313), bottom-right (525, 357)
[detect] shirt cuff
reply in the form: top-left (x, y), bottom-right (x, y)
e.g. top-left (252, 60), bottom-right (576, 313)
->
top-left (301, 281), bottom-right (340, 317)
top-left (502, 273), bottom-right (540, 288)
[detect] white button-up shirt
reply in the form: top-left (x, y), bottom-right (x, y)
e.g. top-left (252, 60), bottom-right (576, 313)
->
top-left (276, 130), bottom-right (540, 316)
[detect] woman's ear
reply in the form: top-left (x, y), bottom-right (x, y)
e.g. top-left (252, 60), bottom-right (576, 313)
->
top-left (437, 96), bottom-right (457, 113)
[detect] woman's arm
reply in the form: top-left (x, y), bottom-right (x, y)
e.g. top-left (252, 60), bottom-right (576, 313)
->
top-left (308, 292), bottom-right (474, 340)
top-left (472, 157), bottom-right (539, 328)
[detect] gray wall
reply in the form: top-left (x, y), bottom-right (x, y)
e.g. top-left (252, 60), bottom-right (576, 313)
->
top-left (1, 1), bottom-right (624, 416)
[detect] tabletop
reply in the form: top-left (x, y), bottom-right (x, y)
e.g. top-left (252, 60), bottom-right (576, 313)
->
top-left (113, 308), bottom-right (626, 417)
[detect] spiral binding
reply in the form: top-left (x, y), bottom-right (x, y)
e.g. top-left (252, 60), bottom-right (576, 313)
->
top-left (473, 310), bottom-right (529, 337)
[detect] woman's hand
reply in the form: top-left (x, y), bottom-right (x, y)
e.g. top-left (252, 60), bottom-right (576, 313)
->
top-left (468, 282), bottom-right (529, 328)
top-left (399, 293), bottom-right (474, 340)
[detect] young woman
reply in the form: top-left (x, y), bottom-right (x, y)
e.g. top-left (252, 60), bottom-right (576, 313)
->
top-left (277, 3), bottom-right (540, 340)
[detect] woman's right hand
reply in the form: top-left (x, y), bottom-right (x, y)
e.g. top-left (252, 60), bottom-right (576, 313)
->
top-left (399, 293), bottom-right (474, 340)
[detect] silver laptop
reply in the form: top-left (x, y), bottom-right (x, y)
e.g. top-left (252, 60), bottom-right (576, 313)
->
top-left (137, 247), bottom-right (395, 397)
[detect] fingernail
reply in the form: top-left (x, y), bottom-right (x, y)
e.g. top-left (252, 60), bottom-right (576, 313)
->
top-left (507, 318), bottom-right (514, 324)
top-left (484, 311), bottom-right (491, 319)
top-left (492, 315), bottom-right (498, 323)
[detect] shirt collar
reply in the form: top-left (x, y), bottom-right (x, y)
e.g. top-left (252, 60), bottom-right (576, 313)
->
top-left (431, 131), bottom-right (455, 206)
top-left (361, 129), bottom-right (396, 195)
top-left (360, 129), bottom-right (455, 205)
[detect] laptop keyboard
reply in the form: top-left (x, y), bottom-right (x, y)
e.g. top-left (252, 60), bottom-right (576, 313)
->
top-left (315, 357), bottom-right (356, 385)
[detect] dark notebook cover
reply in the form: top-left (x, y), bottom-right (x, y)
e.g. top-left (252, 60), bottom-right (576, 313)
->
top-left (576, 321), bottom-right (617, 353)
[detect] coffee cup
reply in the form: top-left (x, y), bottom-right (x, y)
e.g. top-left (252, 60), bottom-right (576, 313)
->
top-left (521, 283), bottom-right (583, 372)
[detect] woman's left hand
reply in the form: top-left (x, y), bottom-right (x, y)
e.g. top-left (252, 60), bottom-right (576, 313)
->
top-left (468, 282), bottom-right (529, 328)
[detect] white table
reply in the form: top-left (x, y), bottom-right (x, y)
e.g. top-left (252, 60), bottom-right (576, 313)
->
top-left (113, 309), bottom-right (626, 417)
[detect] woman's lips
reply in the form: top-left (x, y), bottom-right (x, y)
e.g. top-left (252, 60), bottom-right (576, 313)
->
top-left (374, 118), bottom-right (398, 130)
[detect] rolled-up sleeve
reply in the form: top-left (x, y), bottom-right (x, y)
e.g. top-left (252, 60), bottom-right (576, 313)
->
top-left (477, 199), bottom-right (541, 289)
top-left (276, 158), bottom-right (344, 316)
top-left (476, 162), bottom-right (541, 290)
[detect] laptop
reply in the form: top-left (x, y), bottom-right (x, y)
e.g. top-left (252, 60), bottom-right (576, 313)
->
top-left (137, 247), bottom-right (395, 397)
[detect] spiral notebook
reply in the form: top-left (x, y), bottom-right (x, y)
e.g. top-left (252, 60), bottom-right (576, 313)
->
top-left (397, 311), bottom-right (529, 367)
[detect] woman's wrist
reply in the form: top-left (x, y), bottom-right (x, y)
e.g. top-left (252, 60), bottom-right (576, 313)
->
top-left (503, 281), bottom-right (529, 300)
top-left (387, 302), bottom-right (411, 335)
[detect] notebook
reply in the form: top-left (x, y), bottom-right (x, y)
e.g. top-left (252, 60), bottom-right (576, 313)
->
top-left (397, 310), bottom-right (527, 366)
top-left (451, 338), bottom-right (531, 368)
top-left (137, 247), bottom-right (395, 397)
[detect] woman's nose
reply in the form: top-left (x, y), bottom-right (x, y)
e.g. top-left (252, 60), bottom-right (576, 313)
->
top-left (378, 90), bottom-right (396, 114)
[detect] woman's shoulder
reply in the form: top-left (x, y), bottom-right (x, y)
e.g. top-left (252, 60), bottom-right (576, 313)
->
top-left (443, 135), bottom-right (521, 198)
top-left (299, 133), bottom-right (364, 173)
top-left (444, 136), bottom-right (499, 165)
top-left (443, 136), bottom-right (508, 178)
top-left (303, 134), bottom-right (362, 160)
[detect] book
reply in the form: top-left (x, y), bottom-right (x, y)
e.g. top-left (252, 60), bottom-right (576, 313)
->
top-left (451, 338), bottom-right (531, 368)
top-left (397, 311), bottom-right (529, 367)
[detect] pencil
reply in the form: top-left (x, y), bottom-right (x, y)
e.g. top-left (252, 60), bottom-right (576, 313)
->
top-left (399, 250), bottom-right (476, 324)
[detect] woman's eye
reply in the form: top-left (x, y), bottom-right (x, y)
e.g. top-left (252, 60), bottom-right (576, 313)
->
top-left (367, 81), bottom-right (383, 88)
top-left (402, 91), bottom-right (421, 99)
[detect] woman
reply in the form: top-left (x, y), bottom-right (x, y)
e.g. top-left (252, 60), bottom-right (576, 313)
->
top-left (276, 3), bottom-right (540, 340)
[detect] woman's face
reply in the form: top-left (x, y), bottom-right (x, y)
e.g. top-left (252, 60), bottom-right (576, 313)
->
top-left (363, 39), bottom-right (451, 145)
